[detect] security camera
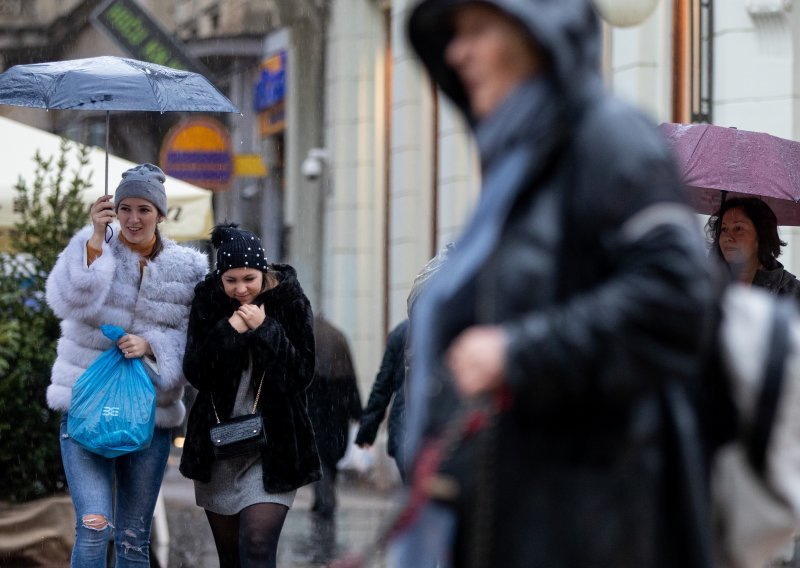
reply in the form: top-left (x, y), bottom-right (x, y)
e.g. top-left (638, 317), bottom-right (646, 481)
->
top-left (301, 155), bottom-right (323, 181)
top-left (302, 148), bottom-right (330, 182)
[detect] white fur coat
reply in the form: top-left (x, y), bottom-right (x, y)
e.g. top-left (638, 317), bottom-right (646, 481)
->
top-left (45, 225), bottom-right (208, 427)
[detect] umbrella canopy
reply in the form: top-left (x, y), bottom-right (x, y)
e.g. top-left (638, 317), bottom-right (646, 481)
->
top-left (659, 122), bottom-right (800, 225)
top-left (0, 55), bottom-right (240, 196)
top-left (0, 55), bottom-right (239, 113)
top-left (0, 116), bottom-right (212, 250)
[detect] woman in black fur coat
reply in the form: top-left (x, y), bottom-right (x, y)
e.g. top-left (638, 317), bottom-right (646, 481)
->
top-left (179, 223), bottom-right (320, 568)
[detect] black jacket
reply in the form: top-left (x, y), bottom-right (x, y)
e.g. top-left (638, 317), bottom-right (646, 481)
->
top-left (405, 1), bottom-right (715, 567)
top-left (355, 319), bottom-right (409, 459)
top-left (179, 264), bottom-right (321, 493)
top-left (753, 259), bottom-right (800, 299)
top-left (306, 315), bottom-right (362, 468)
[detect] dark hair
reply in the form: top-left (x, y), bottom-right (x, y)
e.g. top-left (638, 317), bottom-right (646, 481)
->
top-left (706, 197), bottom-right (785, 266)
top-left (215, 265), bottom-right (274, 295)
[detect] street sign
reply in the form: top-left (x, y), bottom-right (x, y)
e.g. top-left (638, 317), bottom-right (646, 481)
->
top-left (256, 52), bottom-right (287, 136)
top-left (234, 154), bottom-right (268, 178)
top-left (159, 117), bottom-right (233, 191)
top-left (255, 51), bottom-right (286, 111)
top-left (91, 0), bottom-right (210, 77)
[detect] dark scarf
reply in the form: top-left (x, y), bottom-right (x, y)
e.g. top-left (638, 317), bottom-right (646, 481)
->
top-left (405, 77), bottom-right (569, 458)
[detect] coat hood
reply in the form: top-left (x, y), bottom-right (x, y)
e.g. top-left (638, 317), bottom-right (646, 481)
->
top-left (407, 0), bottom-right (603, 122)
top-left (407, 243), bottom-right (455, 317)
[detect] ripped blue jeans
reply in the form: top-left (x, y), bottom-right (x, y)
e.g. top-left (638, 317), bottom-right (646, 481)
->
top-left (60, 415), bottom-right (170, 567)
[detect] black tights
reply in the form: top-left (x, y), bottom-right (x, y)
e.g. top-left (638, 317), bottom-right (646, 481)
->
top-left (205, 503), bottom-right (289, 568)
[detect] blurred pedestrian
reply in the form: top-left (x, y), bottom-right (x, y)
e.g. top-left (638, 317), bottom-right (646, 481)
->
top-left (179, 223), bottom-right (321, 568)
top-left (403, 1), bottom-right (715, 567)
top-left (45, 163), bottom-right (207, 567)
top-left (707, 197), bottom-right (800, 298)
top-left (307, 314), bottom-right (362, 518)
top-left (355, 319), bottom-right (409, 481)
top-left (707, 199), bottom-right (800, 566)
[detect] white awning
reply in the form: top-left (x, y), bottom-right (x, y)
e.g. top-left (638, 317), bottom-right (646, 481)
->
top-left (0, 116), bottom-right (213, 250)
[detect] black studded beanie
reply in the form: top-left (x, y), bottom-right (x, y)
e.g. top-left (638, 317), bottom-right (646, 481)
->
top-left (210, 223), bottom-right (269, 275)
top-left (115, 163), bottom-right (168, 216)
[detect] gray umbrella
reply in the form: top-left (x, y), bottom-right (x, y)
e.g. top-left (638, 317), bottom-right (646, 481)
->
top-left (0, 55), bottom-right (240, 194)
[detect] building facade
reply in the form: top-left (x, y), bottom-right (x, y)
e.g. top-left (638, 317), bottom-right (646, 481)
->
top-left (313, 0), bottom-right (800, 394)
top-left (1, 0), bottom-right (799, 399)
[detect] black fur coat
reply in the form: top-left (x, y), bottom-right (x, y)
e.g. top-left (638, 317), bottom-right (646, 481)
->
top-left (179, 264), bottom-right (321, 493)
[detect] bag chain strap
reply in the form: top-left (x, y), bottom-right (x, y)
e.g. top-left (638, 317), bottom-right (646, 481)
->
top-left (211, 371), bottom-right (266, 424)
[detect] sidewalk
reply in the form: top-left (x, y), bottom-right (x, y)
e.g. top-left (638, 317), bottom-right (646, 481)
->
top-left (161, 453), bottom-right (399, 568)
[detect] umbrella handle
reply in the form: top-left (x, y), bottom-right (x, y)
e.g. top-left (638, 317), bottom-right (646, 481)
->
top-left (105, 111), bottom-right (109, 196)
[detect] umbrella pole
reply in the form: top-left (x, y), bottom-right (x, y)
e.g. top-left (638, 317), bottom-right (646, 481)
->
top-left (103, 111), bottom-right (114, 244)
top-left (105, 111), bottom-right (109, 196)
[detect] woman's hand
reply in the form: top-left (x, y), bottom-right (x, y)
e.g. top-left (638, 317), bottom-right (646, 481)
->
top-left (237, 304), bottom-right (266, 330)
top-left (89, 195), bottom-right (116, 249)
top-left (228, 312), bottom-right (249, 333)
top-left (445, 325), bottom-right (508, 397)
top-left (117, 334), bottom-right (153, 359)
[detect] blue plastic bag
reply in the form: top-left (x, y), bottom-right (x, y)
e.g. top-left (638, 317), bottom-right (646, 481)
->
top-left (67, 325), bottom-right (156, 458)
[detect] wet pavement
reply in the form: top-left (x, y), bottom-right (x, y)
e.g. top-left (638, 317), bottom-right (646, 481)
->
top-left (159, 448), bottom-right (800, 568)
top-left (161, 453), bottom-right (398, 568)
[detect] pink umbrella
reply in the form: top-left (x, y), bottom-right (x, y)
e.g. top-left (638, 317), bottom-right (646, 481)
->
top-left (659, 122), bottom-right (800, 225)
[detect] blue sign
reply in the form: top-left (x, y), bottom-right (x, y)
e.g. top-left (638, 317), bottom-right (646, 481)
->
top-left (254, 51), bottom-right (286, 112)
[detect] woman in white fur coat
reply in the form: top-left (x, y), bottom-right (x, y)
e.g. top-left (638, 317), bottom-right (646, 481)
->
top-left (45, 163), bottom-right (207, 568)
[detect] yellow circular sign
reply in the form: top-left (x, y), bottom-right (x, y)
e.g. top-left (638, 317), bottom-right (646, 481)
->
top-left (160, 117), bottom-right (233, 191)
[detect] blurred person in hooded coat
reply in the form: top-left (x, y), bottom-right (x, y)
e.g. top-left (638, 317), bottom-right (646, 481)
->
top-left (356, 245), bottom-right (454, 483)
top-left (401, 1), bottom-right (716, 567)
top-left (307, 314), bottom-right (362, 518)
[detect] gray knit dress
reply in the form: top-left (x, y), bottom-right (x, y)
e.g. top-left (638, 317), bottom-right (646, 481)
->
top-left (194, 361), bottom-right (296, 514)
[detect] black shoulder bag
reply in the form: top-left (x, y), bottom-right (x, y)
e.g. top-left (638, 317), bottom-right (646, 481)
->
top-left (209, 372), bottom-right (267, 459)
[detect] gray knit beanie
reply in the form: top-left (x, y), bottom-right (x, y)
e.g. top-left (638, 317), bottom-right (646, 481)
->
top-left (114, 163), bottom-right (168, 216)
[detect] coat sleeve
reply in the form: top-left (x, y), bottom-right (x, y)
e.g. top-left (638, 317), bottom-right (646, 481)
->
top-left (139, 250), bottom-right (207, 391)
top-left (45, 226), bottom-right (116, 322)
top-left (248, 297), bottom-right (316, 394)
top-left (355, 322), bottom-right (407, 445)
top-left (502, 160), bottom-right (713, 410)
top-left (334, 335), bottom-right (362, 421)
top-left (346, 375), bottom-right (363, 422)
top-left (183, 291), bottom-right (249, 391)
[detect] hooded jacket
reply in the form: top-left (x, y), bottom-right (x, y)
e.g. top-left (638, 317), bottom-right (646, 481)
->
top-left (405, 1), bottom-right (715, 566)
top-left (179, 264), bottom-right (321, 493)
top-left (45, 225), bottom-right (207, 427)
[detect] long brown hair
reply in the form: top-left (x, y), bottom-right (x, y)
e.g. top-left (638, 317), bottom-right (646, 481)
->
top-left (262, 268), bottom-right (279, 291)
top-left (147, 227), bottom-right (164, 261)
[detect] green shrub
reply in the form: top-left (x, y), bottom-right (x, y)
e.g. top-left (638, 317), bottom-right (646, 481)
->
top-left (0, 139), bottom-right (90, 502)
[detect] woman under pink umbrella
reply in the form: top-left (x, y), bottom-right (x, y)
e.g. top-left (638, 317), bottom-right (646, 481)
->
top-left (707, 197), bottom-right (800, 298)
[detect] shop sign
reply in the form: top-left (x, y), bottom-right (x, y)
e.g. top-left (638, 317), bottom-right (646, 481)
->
top-left (255, 52), bottom-right (286, 136)
top-left (159, 117), bottom-right (233, 191)
top-left (92, 0), bottom-right (208, 75)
